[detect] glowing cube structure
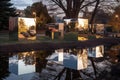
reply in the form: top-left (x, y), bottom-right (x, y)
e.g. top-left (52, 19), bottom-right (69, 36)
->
top-left (48, 49), bottom-right (88, 70)
top-left (76, 18), bottom-right (88, 31)
top-left (9, 52), bottom-right (36, 75)
top-left (9, 17), bottom-right (36, 40)
top-left (64, 18), bottom-right (88, 31)
top-left (88, 45), bottom-right (104, 58)
top-left (63, 49), bottom-right (88, 70)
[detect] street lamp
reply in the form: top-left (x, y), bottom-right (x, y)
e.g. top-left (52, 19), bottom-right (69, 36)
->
top-left (115, 14), bottom-right (119, 18)
top-left (115, 14), bottom-right (119, 32)
top-left (33, 12), bottom-right (36, 16)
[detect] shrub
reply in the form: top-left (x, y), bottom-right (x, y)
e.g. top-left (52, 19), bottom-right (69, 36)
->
top-left (88, 35), bottom-right (96, 39)
top-left (64, 32), bottom-right (78, 41)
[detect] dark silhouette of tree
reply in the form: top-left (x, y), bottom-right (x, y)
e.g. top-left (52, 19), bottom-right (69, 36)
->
top-left (48, 0), bottom-right (97, 18)
top-left (24, 2), bottom-right (54, 30)
top-left (94, 9), bottom-right (111, 24)
top-left (0, 0), bottom-right (16, 30)
top-left (108, 5), bottom-right (120, 32)
top-left (47, 0), bottom-right (119, 33)
top-left (35, 50), bottom-right (53, 73)
top-left (0, 54), bottom-right (9, 80)
top-left (89, 0), bottom-right (100, 33)
top-left (24, 6), bottom-right (33, 18)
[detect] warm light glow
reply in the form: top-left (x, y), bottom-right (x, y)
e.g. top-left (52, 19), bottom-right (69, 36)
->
top-left (23, 52), bottom-right (28, 57)
top-left (76, 18), bottom-right (88, 31)
top-left (78, 19), bottom-right (85, 28)
top-left (96, 45), bottom-right (104, 57)
top-left (18, 17), bottom-right (36, 40)
top-left (78, 36), bottom-right (88, 41)
top-left (33, 12), bottom-right (36, 15)
top-left (115, 14), bottom-right (119, 18)
top-left (18, 17), bottom-right (36, 29)
top-left (52, 32), bottom-right (54, 40)
top-left (31, 51), bottom-right (35, 54)
top-left (77, 49), bottom-right (88, 70)
top-left (96, 35), bottom-right (103, 38)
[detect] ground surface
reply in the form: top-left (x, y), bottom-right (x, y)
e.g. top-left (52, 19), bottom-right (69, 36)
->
top-left (0, 37), bottom-right (119, 53)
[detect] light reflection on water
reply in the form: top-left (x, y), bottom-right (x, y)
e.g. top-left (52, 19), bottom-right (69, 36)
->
top-left (0, 45), bottom-right (120, 80)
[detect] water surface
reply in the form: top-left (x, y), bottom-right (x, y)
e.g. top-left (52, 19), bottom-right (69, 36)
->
top-left (0, 44), bottom-right (120, 80)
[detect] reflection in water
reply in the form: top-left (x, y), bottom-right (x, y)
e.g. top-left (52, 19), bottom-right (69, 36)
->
top-left (88, 45), bottom-right (104, 58)
top-left (1, 44), bottom-right (120, 80)
top-left (5, 50), bottom-right (53, 80)
top-left (48, 48), bottom-right (88, 79)
top-left (63, 49), bottom-right (88, 70)
top-left (47, 45), bottom-right (120, 80)
top-left (9, 51), bottom-right (36, 75)
top-left (19, 51), bottom-right (36, 65)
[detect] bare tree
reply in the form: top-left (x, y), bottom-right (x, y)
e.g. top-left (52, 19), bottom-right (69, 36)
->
top-left (47, 0), bottom-right (97, 18)
top-left (32, 0), bottom-right (119, 33)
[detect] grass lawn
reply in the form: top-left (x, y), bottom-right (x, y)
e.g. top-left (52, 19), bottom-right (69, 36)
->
top-left (0, 32), bottom-right (68, 45)
top-left (0, 33), bottom-right (9, 43)
top-left (0, 31), bottom-right (103, 45)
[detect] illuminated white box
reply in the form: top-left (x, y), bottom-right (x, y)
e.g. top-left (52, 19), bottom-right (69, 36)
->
top-left (9, 17), bottom-right (36, 40)
top-left (88, 45), bottom-right (104, 58)
top-left (76, 18), bottom-right (88, 31)
top-left (63, 49), bottom-right (88, 70)
top-left (9, 52), bottom-right (36, 75)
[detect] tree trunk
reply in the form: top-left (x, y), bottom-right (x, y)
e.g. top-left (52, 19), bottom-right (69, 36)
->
top-left (53, 68), bottom-right (66, 80)
top-left (65, 68), bottom-right (72, 80)
top-left (72, 69), bottom-right (82, 79)
top-left (90, 58), bottom-right (97, 79)
top-left (65, 11), bottom-right (79, 18)
top-left (89, 0), bottom-right (100, 33)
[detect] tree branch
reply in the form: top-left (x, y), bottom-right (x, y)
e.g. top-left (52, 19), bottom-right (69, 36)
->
top-left (80, 0), bottom-right (97, 10)
top-left (53, 68), bottom-right (66, 80)
top-left (51, 0), bottom-right (67, 12)
top-left (89, 0), bottom-right (100, 24)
